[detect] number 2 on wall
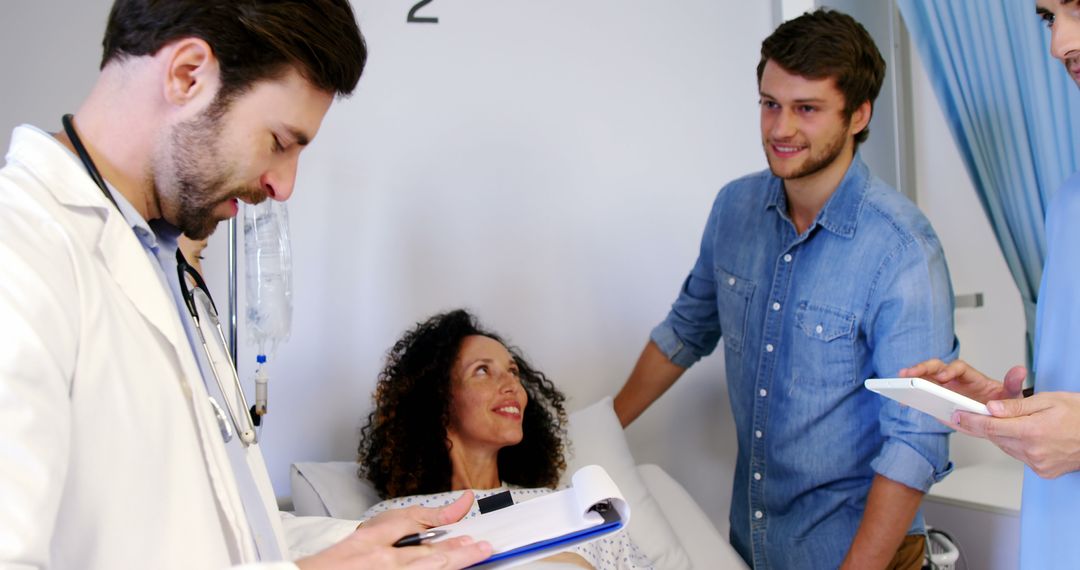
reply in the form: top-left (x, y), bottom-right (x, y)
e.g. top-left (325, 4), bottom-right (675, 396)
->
top-left (407, 0), bottom-right (438, 24)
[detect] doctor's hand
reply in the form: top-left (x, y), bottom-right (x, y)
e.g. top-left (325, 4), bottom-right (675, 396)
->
top-left (296, 490), bottom-right (491, 570)
top-left (899, 359), bottom-right (1026, 404)
top-left (952, 392), bottom-right (1080, 479)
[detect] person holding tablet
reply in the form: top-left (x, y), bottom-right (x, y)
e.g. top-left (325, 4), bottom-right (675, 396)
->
top-left (900, 2), bottom-right (1080, 566)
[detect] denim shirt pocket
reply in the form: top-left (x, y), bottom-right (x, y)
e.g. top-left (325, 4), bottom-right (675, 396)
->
top-left (715, 266), bottom-right (755, 354)
top-left (791, 301), bottom-right (857, 389)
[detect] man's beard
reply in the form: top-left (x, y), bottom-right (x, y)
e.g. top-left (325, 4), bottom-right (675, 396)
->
top-left (156, 108), bottom-right (265, 240)
top-left (765, 119), bottom-right (851, 181)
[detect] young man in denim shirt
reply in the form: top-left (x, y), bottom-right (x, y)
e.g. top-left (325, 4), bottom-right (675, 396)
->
top-left (615, 10), bottom-right (956, 570)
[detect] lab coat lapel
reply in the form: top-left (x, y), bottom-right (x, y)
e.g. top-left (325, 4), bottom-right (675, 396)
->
top-left (8, 126), bottom-right (262, 562)
top-left (8, 126), bottom-right (196, 376)
top-left (95, 209), bottom-right (193, 363)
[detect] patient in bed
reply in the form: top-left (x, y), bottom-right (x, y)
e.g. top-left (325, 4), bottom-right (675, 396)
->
top-left (357, 309), bottom-right (651, 569)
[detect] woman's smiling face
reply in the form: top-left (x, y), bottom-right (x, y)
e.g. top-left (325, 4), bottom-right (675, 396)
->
top-left (447, 335), bottom-right (529, 455)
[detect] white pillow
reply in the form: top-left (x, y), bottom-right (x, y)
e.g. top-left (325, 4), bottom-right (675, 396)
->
top-left (290, 461), bottom-right (380, 519)
top-left (564, 397), bottom-right (690, 570)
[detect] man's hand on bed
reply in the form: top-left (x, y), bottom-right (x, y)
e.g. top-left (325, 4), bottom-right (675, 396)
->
top-left (296, 490), bottom-right (492, 570)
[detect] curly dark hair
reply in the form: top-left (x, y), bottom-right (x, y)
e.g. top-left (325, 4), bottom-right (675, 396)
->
top-left (358, 309), bottom-right (567, 499)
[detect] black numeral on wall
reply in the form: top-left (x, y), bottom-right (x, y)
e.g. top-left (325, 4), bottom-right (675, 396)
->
top-left (407, 0), bottom-right (438, 24)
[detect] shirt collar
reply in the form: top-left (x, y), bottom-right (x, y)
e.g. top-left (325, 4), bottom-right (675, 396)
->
top-left (102, 180), bottom-right (181, 254)
top-left (43, 129), bottom-right (181, 254)
top-left (765, 154), bottom-right (870, 239)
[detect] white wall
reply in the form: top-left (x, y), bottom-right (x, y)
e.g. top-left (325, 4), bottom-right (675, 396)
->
top-left (0, 0), bottom-right (112, 152)
top-left (226, 2), bottom-right (771, 532)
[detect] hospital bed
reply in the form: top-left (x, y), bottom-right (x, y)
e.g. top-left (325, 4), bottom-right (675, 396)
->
top-left (289, 397), bottom-right (748, 569)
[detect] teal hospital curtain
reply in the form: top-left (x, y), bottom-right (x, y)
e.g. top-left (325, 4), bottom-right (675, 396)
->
top-left (897, 0), bottom-right (1080, 373)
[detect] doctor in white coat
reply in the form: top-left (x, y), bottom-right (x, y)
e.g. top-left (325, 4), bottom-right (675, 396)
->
top-left (0, 1), bottom-right (490, 569)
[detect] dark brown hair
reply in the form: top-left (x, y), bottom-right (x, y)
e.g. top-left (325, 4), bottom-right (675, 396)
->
top-left (358, 309), bottom-right (568, 499)
top-left (101, 0), bottom-right (366, 104)
top-left (757, 8), bottom-right (885, 145)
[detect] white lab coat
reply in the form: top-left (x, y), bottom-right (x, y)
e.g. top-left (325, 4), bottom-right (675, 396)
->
top-left (0, 126), bottom-right (354, 569)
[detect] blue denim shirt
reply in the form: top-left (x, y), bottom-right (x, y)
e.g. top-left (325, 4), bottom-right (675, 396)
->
top-left (652, 156), bottom-right (956, 569)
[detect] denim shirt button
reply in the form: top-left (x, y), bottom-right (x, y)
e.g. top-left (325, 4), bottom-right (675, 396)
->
top-left (754, 510), bottom-right (764, 519)
top-left (772, 302), bottom-right (781, 311)
top-left (754, 472), bottom-right (762, 481)
top-left (765, 344), bottom-right (774, 352)
top-left (815, 324), bottom-right (824, 334)
top-left (783, 253), bottom-right (792, 262)
top-left (759, 389), bottom-right (767, 397)
top-left (727, 277), bottom-right (736, 286)
top-left (755, 430), bottom-right (763, 438)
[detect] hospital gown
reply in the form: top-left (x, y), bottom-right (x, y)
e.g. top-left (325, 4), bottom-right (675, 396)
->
top-left (363, 487), bottom-right (652, 569)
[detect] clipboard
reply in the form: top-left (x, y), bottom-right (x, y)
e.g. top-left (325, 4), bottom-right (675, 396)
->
top-left (431, 465), bottom-right (630, 569)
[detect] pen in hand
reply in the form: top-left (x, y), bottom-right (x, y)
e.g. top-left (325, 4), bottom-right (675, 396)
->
top-left (393, 529), bottom-right (449, 547)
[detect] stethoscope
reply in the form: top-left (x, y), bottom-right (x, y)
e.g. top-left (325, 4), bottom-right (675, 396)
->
top-left (62, 114), bottom-right (258, 446)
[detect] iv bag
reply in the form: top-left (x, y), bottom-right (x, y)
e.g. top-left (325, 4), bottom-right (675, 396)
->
top-left (243, 199), bottom-right (293, 357)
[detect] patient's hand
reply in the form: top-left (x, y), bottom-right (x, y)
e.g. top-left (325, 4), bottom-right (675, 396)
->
top-left (540, 551), bottom-right (595, 568)
top-left (297, 490), bottom-right (491, 569)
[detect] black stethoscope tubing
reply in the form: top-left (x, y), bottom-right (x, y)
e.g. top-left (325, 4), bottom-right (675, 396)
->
top-left (61, 114), bottom-right (115, 210)
top-left (61, 114), bottom-right (210, 301)
top-left (60, 114), bottom-right (257, 444)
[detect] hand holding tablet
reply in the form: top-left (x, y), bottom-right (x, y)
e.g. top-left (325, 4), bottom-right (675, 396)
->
top-left (864, 377), bottom-right (990, 423)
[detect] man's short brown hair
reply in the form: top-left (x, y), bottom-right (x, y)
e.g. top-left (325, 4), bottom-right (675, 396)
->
top-left (102, 0), bottom-right (367, 103)
top-left (757, 9), bottom-right (885, 145)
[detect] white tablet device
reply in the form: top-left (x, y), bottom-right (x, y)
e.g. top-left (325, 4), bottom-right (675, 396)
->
top-left (864, 377), bottom-right (990, 423)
